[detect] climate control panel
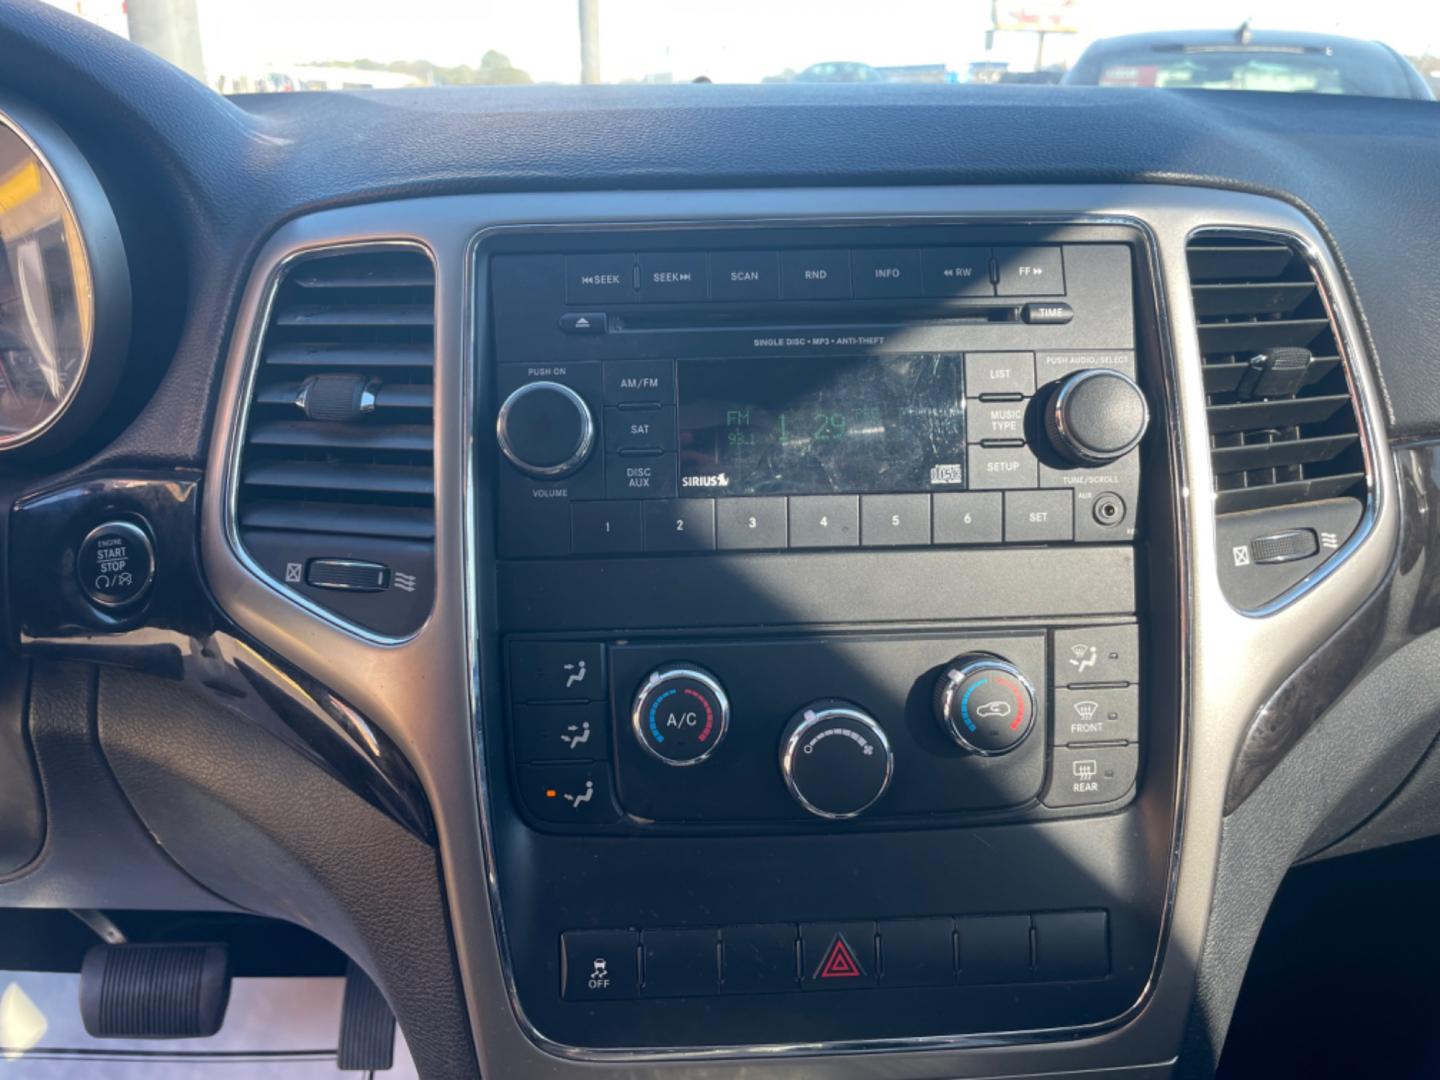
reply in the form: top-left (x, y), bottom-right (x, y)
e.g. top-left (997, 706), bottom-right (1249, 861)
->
top-left (505, 624), bottom-right (1141, 831)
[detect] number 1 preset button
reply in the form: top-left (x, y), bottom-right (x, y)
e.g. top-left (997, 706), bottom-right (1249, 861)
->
top-left (789, 495), bottom-right (860, 548)
top-left (644, 499), bottom-right (716, 552)
top-left (716, 497), bottom-right (789, 550)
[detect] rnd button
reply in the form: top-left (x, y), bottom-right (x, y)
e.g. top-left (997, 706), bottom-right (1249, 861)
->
top-left (965, 352), bottom-right (1037, 398)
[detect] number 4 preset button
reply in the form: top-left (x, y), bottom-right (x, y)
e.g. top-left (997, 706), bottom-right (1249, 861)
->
top-left (789, 495), bottom-right (859, 548)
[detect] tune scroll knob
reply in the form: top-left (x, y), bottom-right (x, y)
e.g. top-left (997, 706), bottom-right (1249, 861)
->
top-left (631, 666), bottom-right (730, 767)
top-left (1044, 368), bottom-right (1150, 466)
top-left (779, 703), bottom-right (894, 820)
top-left (496, 380), bottom-right (595, 478)
top-left (934, 656), bottom-right (1036, 756)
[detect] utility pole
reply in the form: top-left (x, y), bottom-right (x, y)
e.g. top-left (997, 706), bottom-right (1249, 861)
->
top-left (126, 0), bottom-right (207, 84)
top-left (579, 0), bottom-right (602, 85)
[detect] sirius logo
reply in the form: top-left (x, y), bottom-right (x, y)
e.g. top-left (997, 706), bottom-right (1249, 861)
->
top-left (682, 473), bottom-right (731, 488)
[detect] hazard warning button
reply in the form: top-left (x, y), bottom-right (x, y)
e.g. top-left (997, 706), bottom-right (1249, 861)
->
top-left (801, 921), bottom-right (877, 990)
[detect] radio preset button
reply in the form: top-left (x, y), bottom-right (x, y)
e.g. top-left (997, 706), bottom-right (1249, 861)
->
top-left (716, 497), bottom-right (788, 550)
top-left (603, 359), bottom-right (675, 406)
top-left (932, 492), bottom-right (1003, 544)
top-left (851, 248), bottom-right (923, 298)
top-left (781, 250), bottom-right (852, 300)
top-left (965, 352), bottom-right (1036, 398)
top-left (861, 494), bottom-right (931, 547)
top-left (638, 252), bottom-right (708, 302)
top-left (604, 407), bottom-right (677, 453)
top-left (967, 444), bottom-right (1039, 490)
top-left (1004, 490), bottom-right (1074, 543)
top-left (644, 499), bottom-right (716, 552)
top-left (710, 251), bottom-right (781, 301)
top-left (606, 453), bottom-right (677, 499)
top-left (922, 248), bottom-right (994, 297)
top-left (572, 500), bottom-right (644, 554)
top-left (565, 253), bottom-right (634, 303)
top-left (789, 495), bottom-right (860, 548)
top-left (995, 245), bottom-right (1065, 296)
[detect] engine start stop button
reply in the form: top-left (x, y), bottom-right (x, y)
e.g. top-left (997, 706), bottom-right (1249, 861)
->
top-left (77, 519), bottom-right (156, 610)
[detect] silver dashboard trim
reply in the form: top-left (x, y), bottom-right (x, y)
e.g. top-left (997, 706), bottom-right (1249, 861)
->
top-left (200, 185), bottom-right (1399, 1079)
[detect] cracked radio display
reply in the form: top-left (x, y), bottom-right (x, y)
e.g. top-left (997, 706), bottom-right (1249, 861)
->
top-left (677, 354), bottom-right (966, 496)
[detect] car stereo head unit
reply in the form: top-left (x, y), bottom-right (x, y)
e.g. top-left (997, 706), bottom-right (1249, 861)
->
top-left (487, 223), bottom-right (1148, 558)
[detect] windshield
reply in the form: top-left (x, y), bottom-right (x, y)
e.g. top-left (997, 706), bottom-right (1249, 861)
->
top-left (44, 0), bottom-right (1439, 102)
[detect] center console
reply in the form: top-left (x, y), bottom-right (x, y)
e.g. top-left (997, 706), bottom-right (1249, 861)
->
top-left (482, 221), bottom-right (1180, 1053)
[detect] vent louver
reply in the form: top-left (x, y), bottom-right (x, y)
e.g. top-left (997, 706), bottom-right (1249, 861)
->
top-left (1187, 235), bottom-right (1365, 515)
top-left (237, 248), bottom-right (436, 544)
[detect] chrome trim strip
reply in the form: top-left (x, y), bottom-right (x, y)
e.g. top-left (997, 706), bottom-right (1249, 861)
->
top-left (220, 239), bottom-right (437, 647)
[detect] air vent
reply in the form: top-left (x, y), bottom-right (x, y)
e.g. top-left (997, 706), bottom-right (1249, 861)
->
top-left (234, 246), bottom-right (436, 637)
top-left (1187, 234), bottom-right (1366, 516)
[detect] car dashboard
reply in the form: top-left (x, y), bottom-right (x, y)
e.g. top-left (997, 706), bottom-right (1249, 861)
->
top-left (2, 4), bottom-right (1440, 1079)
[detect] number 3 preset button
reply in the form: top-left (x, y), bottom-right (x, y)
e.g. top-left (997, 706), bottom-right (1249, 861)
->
top-left (789, 495), bottom-right (859, 548)
top-left (644, 499), bottom-right (716, 551)
top-left (716, 497), bottom-right (788, 550)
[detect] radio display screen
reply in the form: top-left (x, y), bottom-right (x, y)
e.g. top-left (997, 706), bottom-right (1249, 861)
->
top-left (677, 354), bottom-right (966, 497)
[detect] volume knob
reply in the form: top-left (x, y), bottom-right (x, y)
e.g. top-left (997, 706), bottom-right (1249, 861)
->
top-left (1045, 368), bottom-right (1149, 466)
top-left (497, 381), bottom-right (595, 478)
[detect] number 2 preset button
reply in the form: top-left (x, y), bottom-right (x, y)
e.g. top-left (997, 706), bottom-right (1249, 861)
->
top-left (644, 499), bottom-right (716, 551)
top-left (716, 497), bottom-right (788, 550)
top-left (789, 495), bottom-right (859, 548)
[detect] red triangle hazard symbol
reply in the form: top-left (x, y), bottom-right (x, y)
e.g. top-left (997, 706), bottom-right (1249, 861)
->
top-left (816, 934), bottom-right (864, 979)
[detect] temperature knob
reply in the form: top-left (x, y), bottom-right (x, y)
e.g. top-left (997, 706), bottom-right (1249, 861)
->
top-left (934, 655), bottom-right (1036, 756)
top-left (497, 381), bottom-right (595, 478)
top-left (1044, 368), bottom-right (1150, 466)
top-left (779, 703), bottom-right (894, 820)
top-left (631, 666), bottom-right (730, 766)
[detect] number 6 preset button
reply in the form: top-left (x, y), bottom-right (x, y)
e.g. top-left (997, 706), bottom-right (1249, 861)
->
top-left (715, 497), bottom-right (788, 550)
top-left (789, 495), bottom-right (860, 548)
